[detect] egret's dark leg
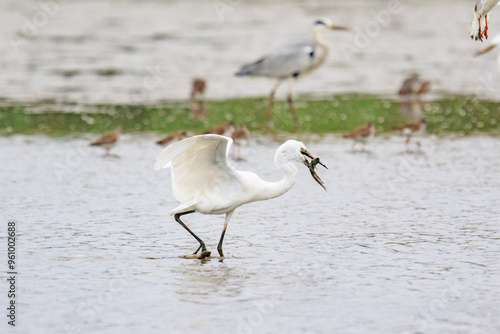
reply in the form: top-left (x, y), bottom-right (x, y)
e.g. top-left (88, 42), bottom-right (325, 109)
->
top-left (174, 211), bottom-right (208, 255)
top-left (217, 211), bottom-right (234, 257)
top-left (287, 78), bottom-right (299, 132)
top-left (267, 80), bottom-right (282, 130)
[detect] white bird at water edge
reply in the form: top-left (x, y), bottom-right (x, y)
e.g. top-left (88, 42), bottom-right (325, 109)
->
top-left (236, 18), bottom-right (348, 131)
top-left (153, 135), bottom-right (327, 259)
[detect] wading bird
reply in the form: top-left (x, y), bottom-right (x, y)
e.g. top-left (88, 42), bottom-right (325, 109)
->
top-left (398, 74), bottom-right (430, 96)
top-left (231, 123), bottom-right (250, 160)
top-left (190, 78), bottom-right (208, 119)
top-left (236, 18), bottom-right (348, 131)
top-left (90, 127), bottom-right (122, 156)
top-left (204, 121), bottom-right (235, 137)
top-left (343, 121), bottom-right (375, 152)
top-left (470, 0), bottom-right (500, 41)
top-left (394, 119), bottom-right (426, 152)
top-left (156, 130), bottom-right (188, 146)
top-left (154, 135), bottom-right (327, 259)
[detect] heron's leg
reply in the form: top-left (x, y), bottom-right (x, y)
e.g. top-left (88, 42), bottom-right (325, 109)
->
top-left (405, 137), bottom-right (411, 152)
top-left (174, 211), bottom-right (208, 254)
top-left (267, 80), bottom-right (282, 129)
top-left (217, 211), bottom-right (234, 257)
top-left (287, 78), bottom-right (299, 132)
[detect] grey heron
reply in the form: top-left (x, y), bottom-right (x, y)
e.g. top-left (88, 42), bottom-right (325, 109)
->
top-left (236, 18), bottom-right (348, 131)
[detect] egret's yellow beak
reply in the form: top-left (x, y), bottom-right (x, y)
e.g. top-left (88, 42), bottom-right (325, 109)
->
top-left (476, 44), bottom-right (497, 56)
top-left (329, 25), bottom-right (349, 31)
top-left (300, 149), bottom-right (328, 191)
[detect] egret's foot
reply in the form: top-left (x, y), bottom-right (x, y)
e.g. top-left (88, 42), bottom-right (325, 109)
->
top-left (217, 246), bottom-right (224, 258)
top-left (181, 250), bottom-right (211, 260)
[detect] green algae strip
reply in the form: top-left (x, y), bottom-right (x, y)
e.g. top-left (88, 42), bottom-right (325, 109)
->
top-left (0, 94), bottom-right (498, 135)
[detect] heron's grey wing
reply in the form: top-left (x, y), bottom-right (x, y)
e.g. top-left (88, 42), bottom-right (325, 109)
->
top-left (154, 135), bottom-right (240, 207)
top-left (236, 42), bottom-right (315, 78)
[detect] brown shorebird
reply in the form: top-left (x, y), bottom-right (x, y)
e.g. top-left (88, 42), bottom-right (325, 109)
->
top-left (231, 124), bottom-right (250, 160)
top-left (398, 74), bottom-right (430, 96)
top-left (156, 130), bottom-right (188, 146)
top-left (343, 121), bottom-right (375, 152)
top-left (204, 121), bottom-right (235, 137)
top-left (394, 119), bottom-right (427, 152)
top-left (90, 127), bottom-right (122, 156)
top-left (190, 78), bottom-right (208, 119)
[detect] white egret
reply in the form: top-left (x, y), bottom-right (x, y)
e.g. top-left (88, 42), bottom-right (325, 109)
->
top-left (343, 121), bottom-right (375, 152)
top-left (470, 0), bottom-right (500, 41)
top-left (153, 134), bottom-right (327, 259)
top-left (236, 18), bottom-right (348, 131)
top-left (90, 127), bottom-right (122, 156)
top-left (394, 119), bottom-right (427, 152)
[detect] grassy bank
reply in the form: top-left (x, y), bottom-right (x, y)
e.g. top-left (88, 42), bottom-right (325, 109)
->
top-left (0, 94), bottom-right (499, 135)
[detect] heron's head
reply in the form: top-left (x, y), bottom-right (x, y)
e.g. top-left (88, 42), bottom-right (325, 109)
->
top-left (279, 140), bottom-right (328, 190)
top-left (313, 18), bottom-right (349, 32)
top-left (475, 35), bottom-right (500, 56)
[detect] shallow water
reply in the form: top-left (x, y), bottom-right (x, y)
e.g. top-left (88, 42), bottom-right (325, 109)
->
top-left (0, 134), bottom-right (499, 333)
top-left (2, 0), bottom-right (500, 104)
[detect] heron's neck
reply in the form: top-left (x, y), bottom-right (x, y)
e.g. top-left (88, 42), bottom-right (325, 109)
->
top-left (312, 29), bottom-right (331, 50)
top-left (257, 155), bottom-right (298, 201)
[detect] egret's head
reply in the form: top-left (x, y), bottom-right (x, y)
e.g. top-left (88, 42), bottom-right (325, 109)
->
top-left (313, 18), bottom-right (349, 32)
top-left (279, 140), bottom-right (327, 190)
top-left (475, 35), bottom-right (500, 56)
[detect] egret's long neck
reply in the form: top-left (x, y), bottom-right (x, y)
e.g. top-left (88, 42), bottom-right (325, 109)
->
top-left (257, 153), bottom-right (299, 201)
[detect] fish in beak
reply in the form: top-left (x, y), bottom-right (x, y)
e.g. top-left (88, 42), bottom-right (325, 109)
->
top-left (301, 148), bottom-right (328, 191)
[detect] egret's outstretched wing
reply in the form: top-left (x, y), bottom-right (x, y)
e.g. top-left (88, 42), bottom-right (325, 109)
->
top-left (236, 42), bottom-right (316, 79)
top-left (154, 135), bottom-right (240, 212)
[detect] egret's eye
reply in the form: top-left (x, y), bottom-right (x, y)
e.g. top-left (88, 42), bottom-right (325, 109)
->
top-left (314, 20), bottom-right (326, 26)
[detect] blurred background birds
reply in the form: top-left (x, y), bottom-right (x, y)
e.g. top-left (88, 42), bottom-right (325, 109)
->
top-left (156, 130), bottom-right (188, 146)
top-left (394, 119), bottom-right (427, 152)
top-left (190, 78), bottom-right (208, 119)
top-left (343, 121), bottom-right (375, 152)
top-left (90, 127), bottom-right (122, 156)
top-left (236, 18), bottom-right (348, 131)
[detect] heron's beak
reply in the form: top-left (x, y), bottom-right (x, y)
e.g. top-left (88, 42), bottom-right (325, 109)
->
top-left (475, 44), bottom-right (497, 56)
top-left (329, 24), bottom-right (349, 31)
top-left (301, 149), bottom-right (328, 191)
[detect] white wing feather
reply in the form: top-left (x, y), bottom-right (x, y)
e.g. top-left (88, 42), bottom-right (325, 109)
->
top-left (154, 135), bottom-right (241, 214)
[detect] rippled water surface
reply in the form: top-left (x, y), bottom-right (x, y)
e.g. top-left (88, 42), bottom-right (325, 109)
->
top-left (2, 0), bottom-right (500, 103)
top-left (1, 134), bottom-right (499, 333)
